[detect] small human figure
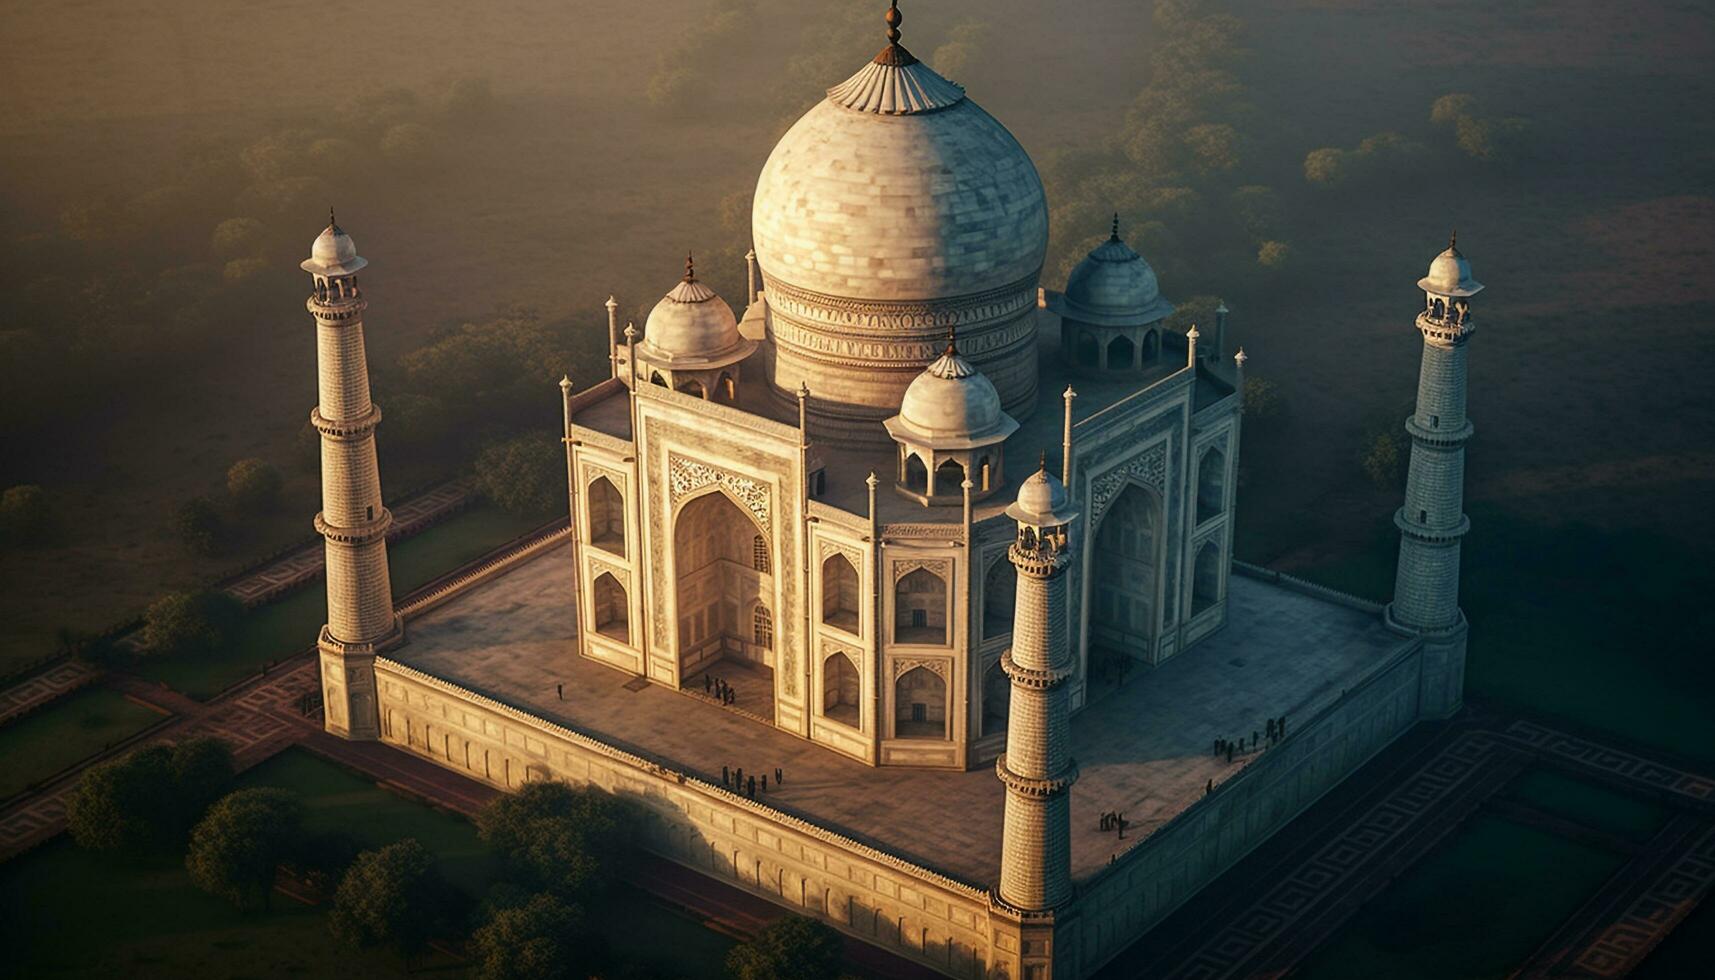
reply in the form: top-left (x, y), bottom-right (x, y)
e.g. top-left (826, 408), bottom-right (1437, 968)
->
top-left (722, 765), bottom-right (730, 786)
top-left (704, 674), bottom-right (712, 694)
top-left (747, 775), bottom-right (756, 797)
top-left (1206, 778), bottom-right (1213, 795)
top-left (775, 767), bottom-right (783, 785)
top-left (762, 774), bottom-right (768, 792)
top-left (1227, 743), bottom-right (1234, 763)
top-left (1253, 730), bottom-right (1259, 748)
top-left (556, 682), bottom-right (563, 700)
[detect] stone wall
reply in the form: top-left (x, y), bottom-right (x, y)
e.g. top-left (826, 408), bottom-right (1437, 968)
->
top-left (370, 657), bottom-right (1004, 978)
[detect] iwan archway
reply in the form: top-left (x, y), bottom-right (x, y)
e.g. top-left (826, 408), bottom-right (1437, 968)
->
top-left (672, 488), bottom-right (774, 714)
top-left (1089, 482), bottom-right (1163, 667)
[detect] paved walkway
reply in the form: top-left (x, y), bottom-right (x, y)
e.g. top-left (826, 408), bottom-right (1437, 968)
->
top-left (222, 477), bottom-right (476, 605)
top-left (0, 660), bottom-right (98, 726)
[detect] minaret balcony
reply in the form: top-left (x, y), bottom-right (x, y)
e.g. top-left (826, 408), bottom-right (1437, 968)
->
top-left (1415, 312), bottom-right (1475, 345)
top-left (1000, 650), bottom-right (1074, 690)
top-left (311, 405), bottom-right (382, 440)
top-left (315, 507), bottom-right (394, 545)
top-left (307, 294), bottom-right (368, 320)
top-left (995, 755), bottom-right (1079, 797)
top-left (1404, 414), bottom-right (1473, 446)
top-left (1393, 507), bottom-right (1470, 543)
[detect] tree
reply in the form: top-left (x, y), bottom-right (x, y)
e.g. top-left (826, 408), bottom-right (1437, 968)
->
top-left (186, 788), bottom-right (304, 911)
top-left (1183, 122), bottom-right (1240, 175)
top-left (470, 892), bottom-right (594, 980)
top-left (1302, 147), bottom-right (1348, 187)
top-left (1256, 240), bottom-right (1291, 269)
top-left (1429, 92), bottom-right (1476, 126)
top-left (329, 839), bottom-right (455, 960)
top-left (725, 915), bottom-right (845, 980)
top-left (167, 736), bottom-right (237, 825)
top-left (66, 738), bottom-right (235, 853)
top-left (226, 457), bottom-right (284, 513)
top-left (1361, 430), bottom-right (1407, 490)
top-left (476, 782), bottom-right (624, 902)
top-left (66, 745), bottom-right (177, 852)
top-left (476, 434), bottom-right (563, 517)
top-left (171, 496), bottom-right (227, 555)
top-left (142, 590), bottom-right (243, 658)
top-left (1242, 377), bottom-right (1283, 422)
top-left (211, 217), bottom-right (265, 258)
top-left (1228, 185), bottom-right (1281, 239)
top-left (0, 484), bottom-right (54, 546)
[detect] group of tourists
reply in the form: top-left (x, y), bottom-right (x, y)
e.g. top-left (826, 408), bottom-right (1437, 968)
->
top-left (721, 764), bottom-right (786, 799)
top-left (704, 673), bottom-right (737, 705)
top-left (1213, 714), bottom-right (1289, 763)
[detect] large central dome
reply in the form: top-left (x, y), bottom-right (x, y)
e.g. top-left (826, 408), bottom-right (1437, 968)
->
top-left (751, 8), bottom-right (1048, 446)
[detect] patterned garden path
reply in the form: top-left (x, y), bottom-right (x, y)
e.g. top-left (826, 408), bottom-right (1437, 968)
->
top-left (0, 660), bottom-right (99, 727)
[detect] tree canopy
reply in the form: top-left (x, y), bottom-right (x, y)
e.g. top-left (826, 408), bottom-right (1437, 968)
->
top-left (470, 892), bottom-right (594, 980)
top-left (142, 590), bottom-right (244, 659)
top-left (226, 457), bottom-right (284, 513)
top-left (329, 838), bottom-right (456, 960)
top-left (186, 787), bottom-right (304, 910)
top-left (67, 737), bottom-right (237, 854)
top-left (724, 914), bottom-right (846, 980)
top-left (476, 434), bottom-right (563, 517)
top-left (476, 782), bottom-right (625, 903)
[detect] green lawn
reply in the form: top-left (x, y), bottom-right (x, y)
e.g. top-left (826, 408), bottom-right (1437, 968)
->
top-left (1504, 767), bottom-right (1670, 844)
top-left (0, 687), bottom-right (168, 799)
top-left (1288, 502), bottom-right (1715, 769)
top-left (0, 748), bottom-right (733, 978)
top-left (133, 503), bottom-right (553, 699)
top-left (1296, 814), bottom-right (1626, 980)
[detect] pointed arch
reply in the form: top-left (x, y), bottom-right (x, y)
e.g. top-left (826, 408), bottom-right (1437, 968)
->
top-left (1193, 540), bottom-right (1222, 615)
top-left (894, 567), bottom-right (947, 644)
top-left (673, 488), bottom-right (770, 673)
top-left (981, 658), bottom-right (1009, 735)
top-left (752, 603), bottom-right (773, 649)
top-left (903, 452), bottom-right (928, 494)
top-left (894, 666), bottom-right (947, 739)
top-left (1144, 329), bottom-right (1160, 361)
top-left (822, 649), bottom-right (861, 727)
top-left (678, 378), bottom-right (707, 399)
top-left (982, 554), bottom-right (1015, 639)
top-left (650, 371), bottom-right (668, 387)
top-left (934, 458), bottom-right (965, 497)
top-left (1196, 446), bottom-right (1227, 524)
top-left (1091, 482), bottom-right (1161, 657)
top-left (1107, 333), bottom-right (1136, 370)
top-left (751, 534), bottom-right (770, 573)
top-left (586, 475), bottom-right (625, 555)
top-left (821, 552), bottom-right (860, 633)
top-left (592, 572), bottom-right (629, 643)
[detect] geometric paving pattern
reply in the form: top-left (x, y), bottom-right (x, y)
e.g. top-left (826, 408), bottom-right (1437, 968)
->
top-left (1133, 717), bottom-right (1715, 980)
top-left (0, 660), bottom-right (98, 727)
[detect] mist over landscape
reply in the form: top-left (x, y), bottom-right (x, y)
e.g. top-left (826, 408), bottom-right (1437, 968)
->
top-left (2, 3), bottom-right (1715, 970)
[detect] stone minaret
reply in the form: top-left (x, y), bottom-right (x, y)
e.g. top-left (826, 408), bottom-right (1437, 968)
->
top-left (1387, 235), bottom-right (1482, 719)
top-left (997, 460), bottom-right (1081, 914)
top-left (303, 211), bottom-right (403, 740)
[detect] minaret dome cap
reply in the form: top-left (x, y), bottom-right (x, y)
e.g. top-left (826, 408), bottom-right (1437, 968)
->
top-left (301, 213), bottom-right (367, 276)
top-left (1418, 235), bottom-right (1483, 297)
top-left (1007, 463), bottom-right (1078, 527)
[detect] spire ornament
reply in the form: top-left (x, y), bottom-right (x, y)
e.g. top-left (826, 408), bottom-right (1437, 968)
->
top-left (1111, 212), bottom-right (1121, 241)
top-left (684, 252), bottom-right (696, 282)
top-left (873, 1), bottom-right (918, 67)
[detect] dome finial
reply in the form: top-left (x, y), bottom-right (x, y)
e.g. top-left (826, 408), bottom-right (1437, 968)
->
top-left (873, 1), bottom-right (918, 66)
top-left (944, 323), bottom-right (957, 356)
top-left (684, 252), bottom-right (695, 283)
top-left (1039, 450), bottom-right (1048, 472)
top-left (1449, 229), bottom-right (1459, 254)
top-left (328, 205), bottom-right (337, 230)
top-left (1111, 212), bottom-right (1121, 241)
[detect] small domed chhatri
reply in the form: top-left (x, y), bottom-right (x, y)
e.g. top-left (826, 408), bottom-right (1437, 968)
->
top-left (632, 255), bottom-right (756, 403)
top-left (885, 333), bottom-right (1018, 505)
top-left (1419, 232), bottom-right (1484, 298)
top-left (752, 0), bottom-right (1049, 444)
top-left (1008, 457), bottom-right (1075, 529)
top-left (1050, 216), bottom-right (1176, 376)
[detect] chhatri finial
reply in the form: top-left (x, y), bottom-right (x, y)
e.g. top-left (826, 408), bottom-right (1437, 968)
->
top-left (1449, 229), bottom-right (1459, 255)
top-left (328, 205), bottom-right (337, 230)
top-left (1111, 212), bottom-right (1121, 241)
top-left (684, 252), bottom-right (696, 282)
top-left (873, 1), bottom-right (918, 66)
top-left (944, 323), bottom-right (958, 356)
top-left (1039, 450), bottom-right (1048, 472)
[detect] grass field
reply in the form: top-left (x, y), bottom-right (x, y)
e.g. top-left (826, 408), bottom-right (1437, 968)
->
top-left (1504, 767), bottom-right (1670, 843)
top-left (0, 748), bottom-right (733, 979)
top-left (0, 688), bottom-right (167, 799)
top-left (1295, 814), bottom-right (1626, 980)
top-left (131, 503), bottom-right (551, 699)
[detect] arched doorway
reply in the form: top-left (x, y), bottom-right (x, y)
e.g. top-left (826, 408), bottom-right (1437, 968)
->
top-left (982, 555), bottom-right (1014, 639)
top-left (674, 491), bottom-right (773, 696)
top-left (903, 452), bottom-right (928, 495)
top-left (587, 475), bottom-right (625, 556)
top-left (981, 659), bottom-right (1009, 736)
top-left (821, 553), bottom-right (860, 633)
top-left (894, 666), bottom-right (946, 739)
top-left (822, 650), bottom-right (860, 728)
top-left (1193, 541), bottom-right (1221, 615)
top-left (1197, 447), bottom-right (1226, 523)
top-left (1107, 334), bottom-right (1136, 371)
top-left (894, 567), bottom-right (947, 644)
top-left (592, 572), bottom-right (629, 643)
top-left (1091, 483), bottom-right (1161, 660)
top-left (934, 458), bottom-right (965, 497)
